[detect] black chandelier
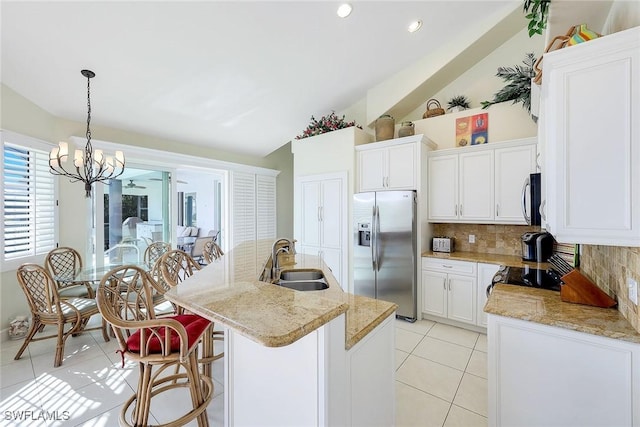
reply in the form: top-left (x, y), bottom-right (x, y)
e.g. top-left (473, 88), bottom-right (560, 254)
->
top-left (49, 69), bottom-right (125, 197)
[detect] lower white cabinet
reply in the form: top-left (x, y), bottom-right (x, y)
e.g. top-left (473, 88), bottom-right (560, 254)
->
top-left (488, 314), bottom-right (640, 427)
top-left (476, 263), bottom-right (501, 327)
top-left (422, 258), bottom-right (477, 325)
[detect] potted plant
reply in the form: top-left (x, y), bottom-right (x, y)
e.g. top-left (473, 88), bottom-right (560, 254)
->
top-left (447, 95), bottom-right (471, 112)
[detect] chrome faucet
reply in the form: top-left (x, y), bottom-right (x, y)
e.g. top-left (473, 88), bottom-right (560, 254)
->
top-left (271, 238), bottom-right (296, 279)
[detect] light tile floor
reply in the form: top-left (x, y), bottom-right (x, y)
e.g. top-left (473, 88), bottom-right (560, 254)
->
top-left (0, 316), bottom-right (486, 426)
top-left (395, 319), bottom-right (487, 427)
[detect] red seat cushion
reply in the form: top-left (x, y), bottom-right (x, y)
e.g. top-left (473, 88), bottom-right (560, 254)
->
top-left (126, 314), bottom-right (211, 354)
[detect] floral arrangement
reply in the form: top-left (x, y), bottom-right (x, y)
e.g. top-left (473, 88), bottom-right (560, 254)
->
top-left (296, 111), bottom-right (362, 140)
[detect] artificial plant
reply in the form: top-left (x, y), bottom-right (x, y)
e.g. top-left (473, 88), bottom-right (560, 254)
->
top-left (524, 0), bottom-right (551, 37)
top-left (481, 52), bottom-right (537, 118)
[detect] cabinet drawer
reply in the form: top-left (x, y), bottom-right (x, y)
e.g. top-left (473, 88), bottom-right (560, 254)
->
top-left (422, 257), bottom-right (477, 276)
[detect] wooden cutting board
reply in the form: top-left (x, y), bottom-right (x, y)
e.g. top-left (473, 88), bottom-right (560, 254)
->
top-left (560, 270), bottom-right (617, 308)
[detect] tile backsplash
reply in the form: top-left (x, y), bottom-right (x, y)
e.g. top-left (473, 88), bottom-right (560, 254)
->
top-left (432, 223), bottom-right (540, 256)
top-left (581, 245), bottom-right (640, 333)
top-left (431, 224), bottom-right (640, 333)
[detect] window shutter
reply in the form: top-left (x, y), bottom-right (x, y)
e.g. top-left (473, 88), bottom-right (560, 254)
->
top-left (2, 133), bottom-right (57, 269)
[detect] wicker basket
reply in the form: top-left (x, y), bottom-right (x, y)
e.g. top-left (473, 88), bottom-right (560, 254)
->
top-left (423, 99), bottom-right (445, 118)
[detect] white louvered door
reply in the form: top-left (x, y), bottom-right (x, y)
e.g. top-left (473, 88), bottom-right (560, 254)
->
top-left (230, 171), bottom-right (277, 275)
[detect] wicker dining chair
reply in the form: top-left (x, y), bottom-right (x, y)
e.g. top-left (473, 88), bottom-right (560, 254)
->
top-left (157, 250), bottom-right (224, 376)
top-left (96, 265), bottom-right (213, 427)
top-left (143, 241), bottom-right (171, 268)
top-left (15, 264), bottom-right (109, 367)
top-left (203, 241), bottom-right (224, 264)
top-left (44, 247), bottom-right (95, 298)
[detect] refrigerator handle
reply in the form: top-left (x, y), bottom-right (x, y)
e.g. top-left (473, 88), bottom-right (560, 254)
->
top-left (522, 176), bottom-right (531, 225)
top-left (375, 205), bottom-right (381, 272)
top-left (371, 205), bottom-right (377, 271)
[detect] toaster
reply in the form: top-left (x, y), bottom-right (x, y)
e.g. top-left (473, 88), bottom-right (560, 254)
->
top-left (432, 237), bottom-right (454, 253)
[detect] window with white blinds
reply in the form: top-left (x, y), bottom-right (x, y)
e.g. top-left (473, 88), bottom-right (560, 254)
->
top-left (1, 131), bottom-right (57, 271)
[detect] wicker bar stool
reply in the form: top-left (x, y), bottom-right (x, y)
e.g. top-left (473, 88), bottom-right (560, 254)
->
top-left (157, 250), bottom-right (224, 377)
top-left (96, 265), bottom-right (213, 427)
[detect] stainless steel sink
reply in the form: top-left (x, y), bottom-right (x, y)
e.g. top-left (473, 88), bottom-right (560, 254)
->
top-left (279, 269), bottom-right (324, 281)
top-left (274, 268), bottom-right (328, 291)
top-left (276, 280), bottom-right (329, 291)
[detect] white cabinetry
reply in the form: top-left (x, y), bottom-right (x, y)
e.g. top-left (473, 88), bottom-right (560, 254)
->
top-left (488, 314), bottom-right (640, 427)
top-left (428, 138), bottom-right (536, 224)
top-left (459, 150), bottom-right (494, 222)
top-left (357, 137), bottom-right (418, 191)
top-left (542, 27), bottom-right (640, 246)
top-left (476, 263), bottom-right (500, 327)
top-left (421, 258), bottom-right (477, 325)
top-left (295, 173), bottom-right (347, 287)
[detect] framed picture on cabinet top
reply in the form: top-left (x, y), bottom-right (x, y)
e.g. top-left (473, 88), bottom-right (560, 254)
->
top-left (456, 113), bottom-right (489, 146)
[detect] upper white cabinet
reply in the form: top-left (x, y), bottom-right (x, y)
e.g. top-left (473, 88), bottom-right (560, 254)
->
top-left (542, 27), bottom-right (640, 246)
top-left (459, 150), bottom-right (494, 222)
top-left (357, 137), bottom-right (418, 191)
top-left (428, 138), bottom-right (537, 224)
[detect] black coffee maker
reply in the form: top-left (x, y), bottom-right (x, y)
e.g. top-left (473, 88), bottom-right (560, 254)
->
top-left (521, 231), bottom-right (555, 262)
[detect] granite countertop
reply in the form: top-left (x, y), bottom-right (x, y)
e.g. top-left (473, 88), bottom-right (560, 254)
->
top-left (485, 284), bottom-right (640, 345)
top-left (422, 250), bottom-right (550, 269)
top-left (165, 242), bottom-right (397, 350)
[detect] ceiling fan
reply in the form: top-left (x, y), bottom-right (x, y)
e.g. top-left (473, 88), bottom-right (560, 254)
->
top-left (125, 179), bottom-right (146, 189)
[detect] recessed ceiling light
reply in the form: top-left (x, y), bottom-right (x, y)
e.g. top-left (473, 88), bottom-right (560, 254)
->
top-left (408, 20), bottom-right (423, 33)
top-left (337, 3), bottom-right (353, 18)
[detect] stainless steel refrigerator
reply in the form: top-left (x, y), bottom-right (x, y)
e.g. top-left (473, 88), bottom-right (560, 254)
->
top-left (353, 190), bottom-right (417, 321)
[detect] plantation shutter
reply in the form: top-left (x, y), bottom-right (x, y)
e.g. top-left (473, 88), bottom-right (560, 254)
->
top-left (2, 132), bottom-right (57, 269)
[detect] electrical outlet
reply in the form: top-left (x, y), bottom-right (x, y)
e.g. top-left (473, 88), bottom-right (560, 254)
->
top-left (469, 234), bottom-right (475, 244)
top-left (628, 278), bottom-right (638, 305)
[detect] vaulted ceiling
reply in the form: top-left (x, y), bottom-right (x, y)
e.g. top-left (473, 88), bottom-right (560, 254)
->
top-left (1, 1), bottom-right (526, 158)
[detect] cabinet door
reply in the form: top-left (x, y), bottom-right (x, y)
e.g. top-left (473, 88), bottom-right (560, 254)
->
top-left (320, 178), bottom-right (342, 249)
top-left (428, 155), bottom-right (458, 221)
top-left (494, 143), bottom-right (536, 224)
top-left (489, 315), bottom-right (637, 427)
top-left (447, 274), bottom-right (476, 325)
top-left (358, 148), bottom-right (386, 192)
top-left (421, 270), bottom-right (447, 318)
top-left (387, 143), bottom-right (416, 190)
top-left (544, 27), bottom-right (640, 245)
top-left (299, 181), bottom-right (321, 247)
top-left (476, 263), bottom-right (500, 327)
top-left (459, 150), bottom-right (494, 222)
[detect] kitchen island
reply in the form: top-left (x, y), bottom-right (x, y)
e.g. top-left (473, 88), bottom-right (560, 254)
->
top-left (165, 241), bottom-right (397, 427)
top-left (485, 284), bottom-right (640, 427)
